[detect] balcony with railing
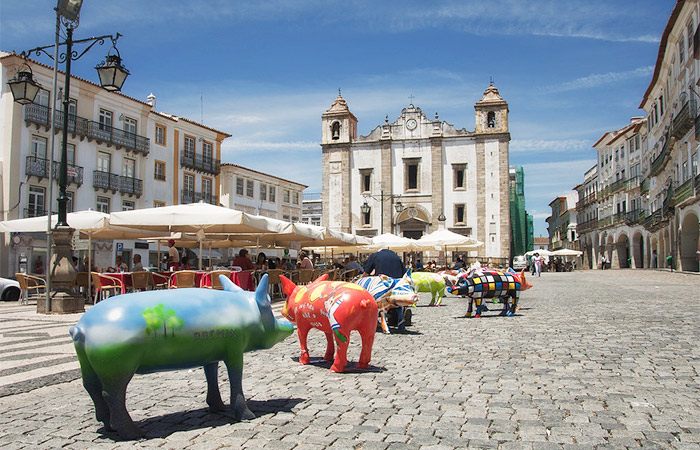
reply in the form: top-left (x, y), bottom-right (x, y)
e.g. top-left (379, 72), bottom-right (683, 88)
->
top-left (180, 151), bottom-right (220, 175)
top-left (24, 103), bottom-right (150, 155)
top-left (625, 209), bottom-right (643, 225)
top-left (575, 193), bottom-right (597, 210)
top-left (51, 161), bottom-right (83, 186)
top-left (672, 99), bottom-right (695, 140)
top-left (674, 177), bottom-right (694, 205)
top-left (662, 186), bottom-right (674, 217)
top-left (120, 176), bottom-right (143, 197)
top-left (93, 170), bottom-right (121, 192)
top-left (598, 215), bottom-right (613, 228)
top-left (609, 178), bottom-right (626, 194)
top-left (180, 190), bottom-right (219, 205)
top-left (650, 134), bottom-right (671, 177)
top-left (644, 209), bottom-right (664, 230)
top-left (640, 178), bottom-right (649, 193)
top-left (25, 156), bottom-right (50, 179)
top-left (612, 211), bottom-right (627, 225)
top-left (576, 218), bottom-right (598, 233)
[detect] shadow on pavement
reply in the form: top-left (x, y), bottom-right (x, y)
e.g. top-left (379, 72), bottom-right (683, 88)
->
top-left (289, 357), bottom-right (387, 374)
top-left (97, 398), bottom-right (305, 441)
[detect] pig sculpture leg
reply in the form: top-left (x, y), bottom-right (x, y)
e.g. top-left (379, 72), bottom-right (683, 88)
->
top-left (204, 363), bottom-right (226, 412)
top-left (74, 348), bottom-right (112, 431)
top-left (225, 350), bottom-right (255, 421)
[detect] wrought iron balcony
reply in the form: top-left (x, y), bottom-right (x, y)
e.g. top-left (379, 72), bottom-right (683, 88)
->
top-left (576, 218), bottom-right (598, 233)
top-left (650, 145), bottom-right (670, 177)
top-left (24, 103), bottom-right (150, 155)
top-left (640, 178), bottom-right (649, 193)
top-left (625, 209), bottom-right (643, 225)
top-left (51, 161), bottom-right (83, 186)
top-left (672, 99), bottom-right (695, 140)
top-left (662, 186), bottom-right (674, 217)
top-left (120, 176), bottom-right (143, 197)
top-left (598, 215), bottom-right (613, 228)
top-left (613, 211), bottom-right (627, 225)
top-left (25, 155), bottom-right (50, 179)
top-left (643, 209), bottom-right (664, 230)
top-left (93, 170), bottom-right (121, 192)
top-left (180, 190), bottom-right (218, 205)
top-left (180, 151), bottom-right (220, 175)
top-left (609, 178), bottom-right (626, 194)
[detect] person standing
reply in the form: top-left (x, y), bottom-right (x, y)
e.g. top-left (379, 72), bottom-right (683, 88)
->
top-left (363, 248), bottom-right (407, 329)
top-left (167, 239), bottom-right (180, 271)
top-left (532, 253), bottom-right (543, 277)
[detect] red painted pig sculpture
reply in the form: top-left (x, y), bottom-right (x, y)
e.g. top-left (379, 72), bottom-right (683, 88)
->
top-left (280, 274), bottom-right (378, 373)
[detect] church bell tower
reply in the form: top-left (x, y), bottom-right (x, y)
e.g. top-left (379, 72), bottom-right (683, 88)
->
top-left (321, 92), bottom-right (357, 144)
top-left (474, 83), bottom-right (509, 135)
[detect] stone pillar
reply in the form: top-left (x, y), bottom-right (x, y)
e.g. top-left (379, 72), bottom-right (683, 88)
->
top-left (610, 246), bottom-right (619, 269)
top-left (38, 226), bottom-right (84, 314)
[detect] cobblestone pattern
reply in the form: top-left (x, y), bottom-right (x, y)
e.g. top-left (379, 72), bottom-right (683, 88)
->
top-left (0, 270), bottom-right (699, 448)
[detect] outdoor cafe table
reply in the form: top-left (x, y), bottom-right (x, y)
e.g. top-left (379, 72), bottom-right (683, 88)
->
top-left (108, 272), bottom-right (132, 292)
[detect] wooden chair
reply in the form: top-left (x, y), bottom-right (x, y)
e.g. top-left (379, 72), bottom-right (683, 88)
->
top-left (131, 271), bottom-right (153, 292)
top-left (73, 271), bottom-right (90, 300)
top-left (202, 270), bottom-right (232, 290)
top-left (297, 269), bottom-right (314, 285)
top-left (266, 269), bottom-right (283, 299)
top-left (91, 272), bottom-right (125, 302)
top-left (169, 270), bottom-right (197, 288)
top-left (16, 273), bottom-right (46, 305)
top-left (152, 272), bottom-right (170, 289)
top-left (324, 268), bottom-right (337, 281)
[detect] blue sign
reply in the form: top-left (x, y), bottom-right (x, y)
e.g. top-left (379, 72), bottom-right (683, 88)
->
top-left (116, 242), bottom-right (124, 252)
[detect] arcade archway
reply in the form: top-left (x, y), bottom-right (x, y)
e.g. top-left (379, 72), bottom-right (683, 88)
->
top-left (680, 211), bottom-right (699, 272)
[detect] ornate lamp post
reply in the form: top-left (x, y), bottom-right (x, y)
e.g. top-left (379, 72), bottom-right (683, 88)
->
top-left (361, 191), bottom-right (404, 234)
top-left (7, 1), bottom-right (128, 313)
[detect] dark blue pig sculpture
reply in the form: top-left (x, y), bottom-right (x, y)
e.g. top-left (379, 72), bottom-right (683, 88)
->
top-left (69, 274), bottom-right (293, 440)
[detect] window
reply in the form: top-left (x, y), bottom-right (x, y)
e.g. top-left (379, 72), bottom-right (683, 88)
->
top-left (283, 189), bottom-right (290, 203)
top-left (122, 200), bottom-right (135, 211)
top-left (269, 186), bottom-right (276, 202)
top-left (683, 160), bottom-right (689, 181)
top-left (123, 116), bottom-right (137, 135)
top-left (404, 159), bottom-right (420, 191)
top-left (659, 95), bottom-right (664, 117)
top-left (246, 180), bottom-right (254, 198)
top-left (99, 109), bottom-right (113, 131)
top-left (122, 158), bottom-right (135, 179)
top-left (680, 33), bottom-right (686, 63)
top-left (455, 204), bottom-right (465, 224)
top-left (28, 185), bottom-right (46, 217)
top-left (154, 200), bottom-right (166, 208)
top-left (155, 124), bottom-right (166, 145)
top-left (331, 121), bottom-right (340, 140)
top-left (65, 191), bottom-right (74, 213)
top-left (293, 192), bottom-right (299, 205)
top-left (67, 143), bottom-right (75, 166)
top-left (487, 111), bottom-right (496, 128)
top-left (184, 136), bottom-right (195, 157)
top-left (360, 169), bottom-right (372, 193)
top-left (35, 89), bottom-right (49, 107)
top-left (202, 177), bottom-right (212, 202)
top-left (688, 20), bottom-right (695, 53)
top-left (283, 214), bottom-right (290, 221)
top-left (260, 183), bottom-right (267, 201)
top-left (31, 135), bottom-right (47, 159)
top-left (184, 173), bottom-right (195, 194)
top-left (154, 160), bottom-right (166, 181)
top-left (291, 216), bottom-right (299, 222)
top-left (97, 152), bottom-right (111, 173)
top-left (453, 164), bottom-right (466, 189)
top-left (692, 152), bottom-right (698, 176)
top-left (202, 141), bottom-right (213, 164)
top-left (96, 196), bottom-right (110, 213)
top-left (236, 177), bottom-right (244, 195)
top-left (362, 206), bottom-right (371, 226)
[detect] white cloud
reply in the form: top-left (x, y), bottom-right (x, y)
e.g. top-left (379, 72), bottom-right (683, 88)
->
top-left (511, 139), bottom-right (591, 153)
top-left (550, 66), bottom-right (654, 93)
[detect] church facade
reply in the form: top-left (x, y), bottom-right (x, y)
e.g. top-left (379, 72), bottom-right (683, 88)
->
top-left (320, 84), bottom-right (511, 261)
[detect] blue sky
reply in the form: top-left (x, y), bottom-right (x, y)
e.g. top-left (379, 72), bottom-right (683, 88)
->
top-left (1, 0), bottom-right (675, 237)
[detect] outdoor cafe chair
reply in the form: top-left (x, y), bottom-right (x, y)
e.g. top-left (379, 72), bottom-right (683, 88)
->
top-left (339, 268), bottom-right (359, 281)
top-left (73, 271), bottom-right (90, 300)
top-left (297, 269), bottom-right (314, 285)
top-left (324, 268), bottom-right (337, 281)
top-left (152, 272), bottom-right (170, 290)
top-left (130, 271), bottom-right (153, 292)
top-left (91, 272), bottom-right (125, 302)
top-left (15, 273), bottom-right (46, 305)
top-left (266, 269), bottom-right (283, 298)
top-left (202, 270), bottom-right (232, 290)
top-left (169, 270), bottom-right (197, 289)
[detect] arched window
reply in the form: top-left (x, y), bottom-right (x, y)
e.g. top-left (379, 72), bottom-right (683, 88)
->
top-left (331, 121), bottom-right (341, 140)
top-left (487, 111), bottom-right (496, 128)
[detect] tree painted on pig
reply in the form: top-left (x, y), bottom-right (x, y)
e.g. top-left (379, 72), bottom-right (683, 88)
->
top-left (69, 275), bottom-right (293, 440)
top-left (280, 274), bottom-right (378, 373)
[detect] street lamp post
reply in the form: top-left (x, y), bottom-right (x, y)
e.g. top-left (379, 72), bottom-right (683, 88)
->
top-left (361, 190), bottom-right (404, 234)
top-left (7, 1), bottom-right (128, 313)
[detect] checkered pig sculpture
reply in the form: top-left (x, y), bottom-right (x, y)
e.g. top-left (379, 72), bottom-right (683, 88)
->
top-left (69, 275), bottom-right (293, 440)
top-left (354, 270), bottom-right (419, 334)
top-left (447, 269), bottom-right (532, 317)
top-left (281, 274), bottom-right (378, 373)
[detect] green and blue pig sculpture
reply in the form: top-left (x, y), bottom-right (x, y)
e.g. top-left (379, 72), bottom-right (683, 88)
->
top-left (69, 274), bottom-right (293, 440)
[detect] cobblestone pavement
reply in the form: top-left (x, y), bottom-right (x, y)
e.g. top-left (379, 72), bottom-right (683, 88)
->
top-left (1, 270), bottom-right (699, 449)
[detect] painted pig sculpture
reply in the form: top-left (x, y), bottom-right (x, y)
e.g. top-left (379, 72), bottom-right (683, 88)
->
top-left (411, 271), bottom-right (446, 306)
top-left (281, 274), bottom-right (378, 373)
top-left (354, 271), bottom-right (418, 334)
top-left (69, 275), bottom-right (293, 440)
top-left (447, 269), bottom-right (532, 317)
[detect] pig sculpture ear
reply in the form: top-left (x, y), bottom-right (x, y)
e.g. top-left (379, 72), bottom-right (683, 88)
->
top-left (405, 268), bottom-right (412, 278)
top-left (220, 275), bottom-right (244, 293)
top-left (255, 274), bottom-right (270, 307)
top-left (279, 275), bottom-right (297, 296)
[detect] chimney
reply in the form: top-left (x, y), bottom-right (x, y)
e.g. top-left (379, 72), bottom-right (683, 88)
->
top-left (147, 93), bottom-right (156, 110)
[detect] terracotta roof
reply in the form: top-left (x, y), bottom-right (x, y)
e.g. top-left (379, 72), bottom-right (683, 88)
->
top-left (639, 0), bottom-right (685, 109)
top-left (220, 163), bottom-right (308, 188)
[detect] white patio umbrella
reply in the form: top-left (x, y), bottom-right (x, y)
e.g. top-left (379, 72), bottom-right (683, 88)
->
top-left (0, 210), bottom-right (109, 233)
top-left (365, 233), bottom-right (419, 252)
top-left (551, 249), bottom-right (583, 256)
top-left (525, 249), bottom-right (554, 256)
top-left (110, 203), bottom-right (291, 269)
top-left (416, 228), bottom-right (483, 267)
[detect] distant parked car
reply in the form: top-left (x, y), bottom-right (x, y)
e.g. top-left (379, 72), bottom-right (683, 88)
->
top-left (512, 255), bottom-right (528, 271)
top-left (0, 276), bottom-right (21, 301)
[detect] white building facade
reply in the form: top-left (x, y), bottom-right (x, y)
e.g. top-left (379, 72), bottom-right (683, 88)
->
top-left (0, 52), bottom-right (229, 276)
top-left (320, 85), bottom-right (512, 262)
